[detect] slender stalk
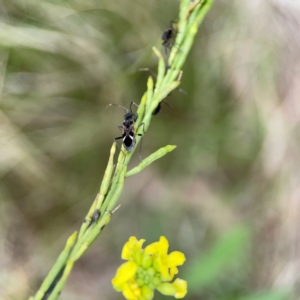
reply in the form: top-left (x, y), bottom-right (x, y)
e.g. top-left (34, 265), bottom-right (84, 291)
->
top-left (29, 1), bottom-right (214, 299)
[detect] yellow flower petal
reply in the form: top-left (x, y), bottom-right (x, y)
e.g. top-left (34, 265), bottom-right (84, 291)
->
top-left (166, 251), bottom-right (186, 267)
top-left (145, 236), bottom-right (169, 255)
top-left (144, 242), bottom-right (159, 254)
top-left (158, 236), bottom-right (169, 255)
top-left (122, 282), bottom-right (141, 300)
top-left (172, 278), bottom-right (187, 299)
top-left (112, 261), bottom-right (137, 289)
top-left (170, 266), bottom-right (178, 279)
top-left (122, 237), bottom-right (145, 260)
top-left (122, 237), bottom-right (137, 260)
top-left (158, 260), bottom-right (170, 278)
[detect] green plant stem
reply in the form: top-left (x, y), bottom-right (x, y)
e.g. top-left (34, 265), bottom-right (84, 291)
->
top-left (29, 1), bottom-right (214, 299)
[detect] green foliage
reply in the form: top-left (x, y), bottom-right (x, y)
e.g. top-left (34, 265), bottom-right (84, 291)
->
top-left (184, 225), bottom-right (250, 293)
top-left (237, 290), bottom-right (290, 300)
top-left (1, 0), bottom-right (295, 300)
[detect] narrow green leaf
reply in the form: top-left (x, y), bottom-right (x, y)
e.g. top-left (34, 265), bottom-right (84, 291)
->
top-left (154, 81), bottom-right (180, 105)
top-left (152, 46), bottom-right (165, 91)
top-left (126, 145), bottom-right (177, 177)
top-left (33, 232), bottom-right (77, 300)
top-left (99, 142), bottom-right (116, 197)
top-left (146, 76), bottom-right (154, 112)
top-left (106, 166), bottom-right (127, 212)
top-left (47, 260), bottom-right (74, 300)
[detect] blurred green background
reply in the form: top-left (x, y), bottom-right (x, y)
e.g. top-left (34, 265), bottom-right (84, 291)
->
top-left (0, 0), bottom-right (299, 299)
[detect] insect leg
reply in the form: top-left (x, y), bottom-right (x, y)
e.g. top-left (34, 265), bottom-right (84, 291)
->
top-left (165, 45), bottom-right (169, 57)
top-left (136, 122), bottom-right (145, 134)
top-left (114, 136), bottom-right (126, 158)
top-left (169, 42), bottom-right (183, 54)
top-left (163, 100), bottom-right (173, 109)
top-left (130, 102), bottom-right (139, 112)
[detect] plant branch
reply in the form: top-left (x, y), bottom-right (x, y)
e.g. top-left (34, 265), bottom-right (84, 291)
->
top-left (29, 1), bottom-right (214, 299)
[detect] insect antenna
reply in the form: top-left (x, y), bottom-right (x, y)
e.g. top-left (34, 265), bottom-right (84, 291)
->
top-left (139, 68), bottom-right (157, 79)
top-left (106, 103), bottom-right (129, 113)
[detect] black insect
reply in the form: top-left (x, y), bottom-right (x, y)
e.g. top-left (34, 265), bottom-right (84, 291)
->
top-left (91, 209), bottom-right (101, 224)
top-left (107, 102), bottom-right (144, 157)
top-left (152, 100), bottom-right (172, 115)
top-left (162, 21), bottom-right (178, 56)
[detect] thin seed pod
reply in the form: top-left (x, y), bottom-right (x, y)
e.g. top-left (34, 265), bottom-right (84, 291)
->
top-left (171, 3), bottom-right (213, 74)
top-left (70, 212), bottom-right (112, 261)
top-left (114, 149), bottom-right (126, 179)
top-left (187, 0), bottom-right (209, 28)
top-left (33, 232), bottom-right (77, 300)
top-left (125, 145), bottom-right (177, 177)
top-left (165, 0), bottom-right (190, 67)
top-left (157, 81), bottom-right (181, 101)
top-left (165, 68), bottom-right (182, 88)
top-left (78, 194), bottom-right (98, 239)
top-left (187, 0), bottom-right (202, 17)
top-left (146, 76), bottom-right (154, 112)
top-left (186, 2), bottom-right (202, 27)
top-left (136, 92), bottom-right (147, 124)
top-left (106, 166), bottom-right (127, 213)
top-left (78, 143), bottom-right (115, 239)
top-left (47, 260), bottom-right (74, 300)
top-left (168, 0), bottom-right (189, 65)
top-left (70, 205), bottom-right (114, 261)
top-left (99, 142), bottom-right (116, 195)
top-left (96, 142), bottom-right (116, 209)
top-left (64, 169), bottom-right (125, 277)
top-left (173, 25), bottom-right (196, 71)
top-left (196, 0), bottom-right (214, 26)
top-left (101, 164), bottom-right (126, 214)
top-left (152, 47), bottom-right (165, 91)
top-left (180, 0), bottom-right (193, 21)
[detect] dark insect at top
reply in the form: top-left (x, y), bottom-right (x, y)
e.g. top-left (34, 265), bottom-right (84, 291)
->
top-left (162, 27), bottom-right (174, 44)
top-left (161, 21), bottom-right (178, 55)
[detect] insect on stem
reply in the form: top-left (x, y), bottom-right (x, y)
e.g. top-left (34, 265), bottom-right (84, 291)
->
top-left (107, 102), bottom-right (145, 160)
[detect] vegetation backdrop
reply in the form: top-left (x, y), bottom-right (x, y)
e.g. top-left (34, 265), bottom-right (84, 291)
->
top-left (0, 0), bottom-right (299, 299)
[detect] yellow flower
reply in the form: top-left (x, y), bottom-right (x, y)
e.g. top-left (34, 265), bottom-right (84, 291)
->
top-left (172, 278), bottom-right (188, 298)
top-left (122, 236), bottom-right (146, 263)
top-left (111, 261), bottom-right (137, 290)
top-left (112, 236), bottom-right (187, 300)
top-left (145, 236), bottom-right (186, 280)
